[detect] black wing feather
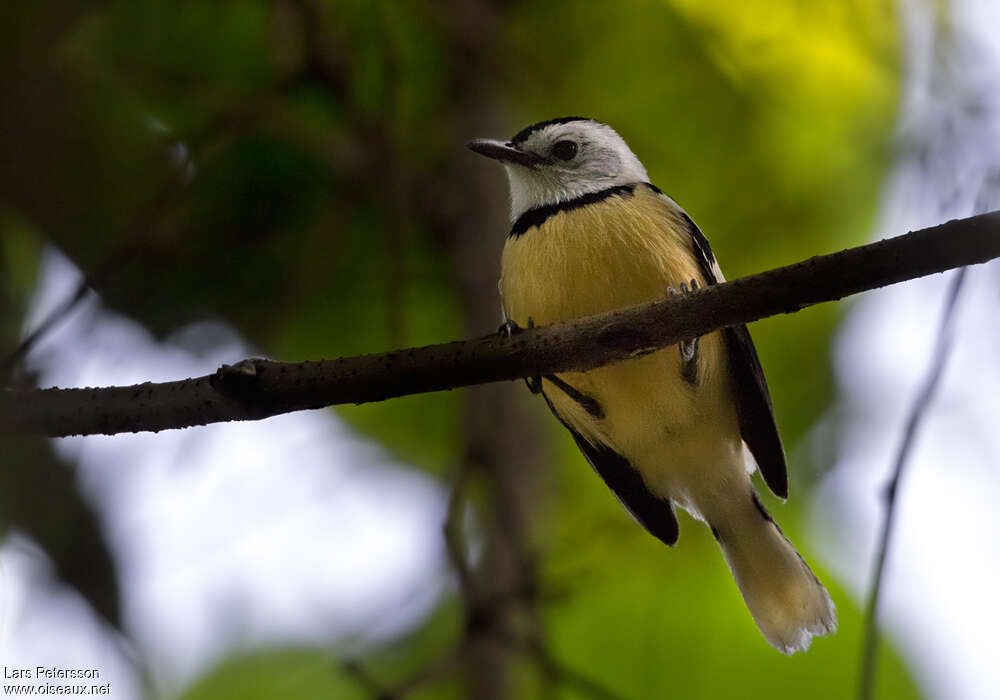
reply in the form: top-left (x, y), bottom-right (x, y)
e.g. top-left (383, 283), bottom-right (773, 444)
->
top-left (542, 392), bottom-right (679, 545)
top-left (680, 210), bottom-right (789, 499)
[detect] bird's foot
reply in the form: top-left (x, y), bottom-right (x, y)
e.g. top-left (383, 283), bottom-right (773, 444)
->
top-left (498, 317), bottom-right (543, 394)
top-left (497, 318), bottom-right (521, 338)
top-left (667, 280), bottom-right (700, 385)
top-left (666, 278), bottom-right (700, 298)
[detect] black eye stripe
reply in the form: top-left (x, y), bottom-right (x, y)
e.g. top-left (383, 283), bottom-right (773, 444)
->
top-left (551, 140), bottom-right (578, 161)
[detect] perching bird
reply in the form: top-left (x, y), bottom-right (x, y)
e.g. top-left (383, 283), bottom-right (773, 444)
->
top-left (467, 117), bottom-right (836, 654)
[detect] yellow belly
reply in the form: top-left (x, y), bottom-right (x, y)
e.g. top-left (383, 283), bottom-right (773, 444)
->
top-left (500, 186), bottom-right (743, 504)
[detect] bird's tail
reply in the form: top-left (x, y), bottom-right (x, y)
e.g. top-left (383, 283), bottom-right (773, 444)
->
top-left (711, 488), bottom-right (837, 654)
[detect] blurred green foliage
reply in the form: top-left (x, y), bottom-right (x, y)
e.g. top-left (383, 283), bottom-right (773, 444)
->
top-left (178, 649), bottom-right (369, 700)
top-left (0, 0), bottom-right (921, 698)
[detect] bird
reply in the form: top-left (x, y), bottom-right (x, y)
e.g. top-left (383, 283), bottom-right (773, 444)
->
top-left (467, 117), bottom-right (836, 654)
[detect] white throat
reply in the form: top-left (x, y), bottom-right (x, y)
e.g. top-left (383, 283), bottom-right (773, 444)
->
top-left (502, 166), bottom-right (644, 221)
top-left (500, 123), bottom-right (649, 221)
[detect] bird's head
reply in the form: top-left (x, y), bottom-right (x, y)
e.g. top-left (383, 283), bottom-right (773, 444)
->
top-left (467, 117), bottom-right (648, 221)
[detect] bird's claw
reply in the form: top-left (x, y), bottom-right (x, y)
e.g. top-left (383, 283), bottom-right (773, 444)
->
top-left (498, 318), bottom-right (521, 338)
top-left (666, 278), bottom-right (700, 297)
top-left (499, 318), bottom-right (543, 394)
top-left (667, 280), bottom-right (701, 385)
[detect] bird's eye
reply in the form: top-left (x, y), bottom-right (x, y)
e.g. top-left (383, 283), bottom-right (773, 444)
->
top-left (551, 140), bottom-right (578, 161)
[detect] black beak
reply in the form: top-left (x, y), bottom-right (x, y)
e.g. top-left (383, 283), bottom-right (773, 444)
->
top-left (466, 138), bottom-right (544, 167)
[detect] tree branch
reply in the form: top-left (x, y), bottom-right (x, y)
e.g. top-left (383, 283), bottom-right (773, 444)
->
top-left (856, 266), bottom-right (967, 700)
top-left (2, 211), bottom-right (998, 438)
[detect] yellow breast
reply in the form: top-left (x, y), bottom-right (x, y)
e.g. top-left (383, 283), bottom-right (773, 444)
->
top-left (501, 186), bottom-right (698, 325)
top-left (500, 185), bottom-right (741, 484)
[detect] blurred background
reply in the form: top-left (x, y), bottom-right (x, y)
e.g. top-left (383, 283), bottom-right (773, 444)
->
top-left (1, 1), bottom-right (998, 698)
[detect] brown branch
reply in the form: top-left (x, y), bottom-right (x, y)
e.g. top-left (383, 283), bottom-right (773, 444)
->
top-left (2, 211), bottom-right (999, 438)
top-left (856, 267), bottom-right (967, 700)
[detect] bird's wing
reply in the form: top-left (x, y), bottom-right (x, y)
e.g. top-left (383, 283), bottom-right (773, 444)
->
top-left (542, 392), bottom-right (680, 545)
top-left (680, 210), bottom-right (789, 499)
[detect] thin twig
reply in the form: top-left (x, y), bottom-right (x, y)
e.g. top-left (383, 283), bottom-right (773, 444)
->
top-left (857, 267), bottom-right (967, 700)
top-left (341, 648), bottom-right (465, 700)
top-left (1, 279), bottom-right (91, 376)
top-left (341, 659), bottom-right (392, 699)
top-left (493, 626), bottom-right (629, 700)
top-left (443, 460), bottom-right (476, 597)
top-left (0, 169), bottom-right (184, 375)
top-left (1, 67), bottom-right (305, 378)
top-left (387, 647), bottom-right (464, 699)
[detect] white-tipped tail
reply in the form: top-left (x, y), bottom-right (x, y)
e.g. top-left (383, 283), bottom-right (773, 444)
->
top-left (715, 492), bottom-right (837, 654)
